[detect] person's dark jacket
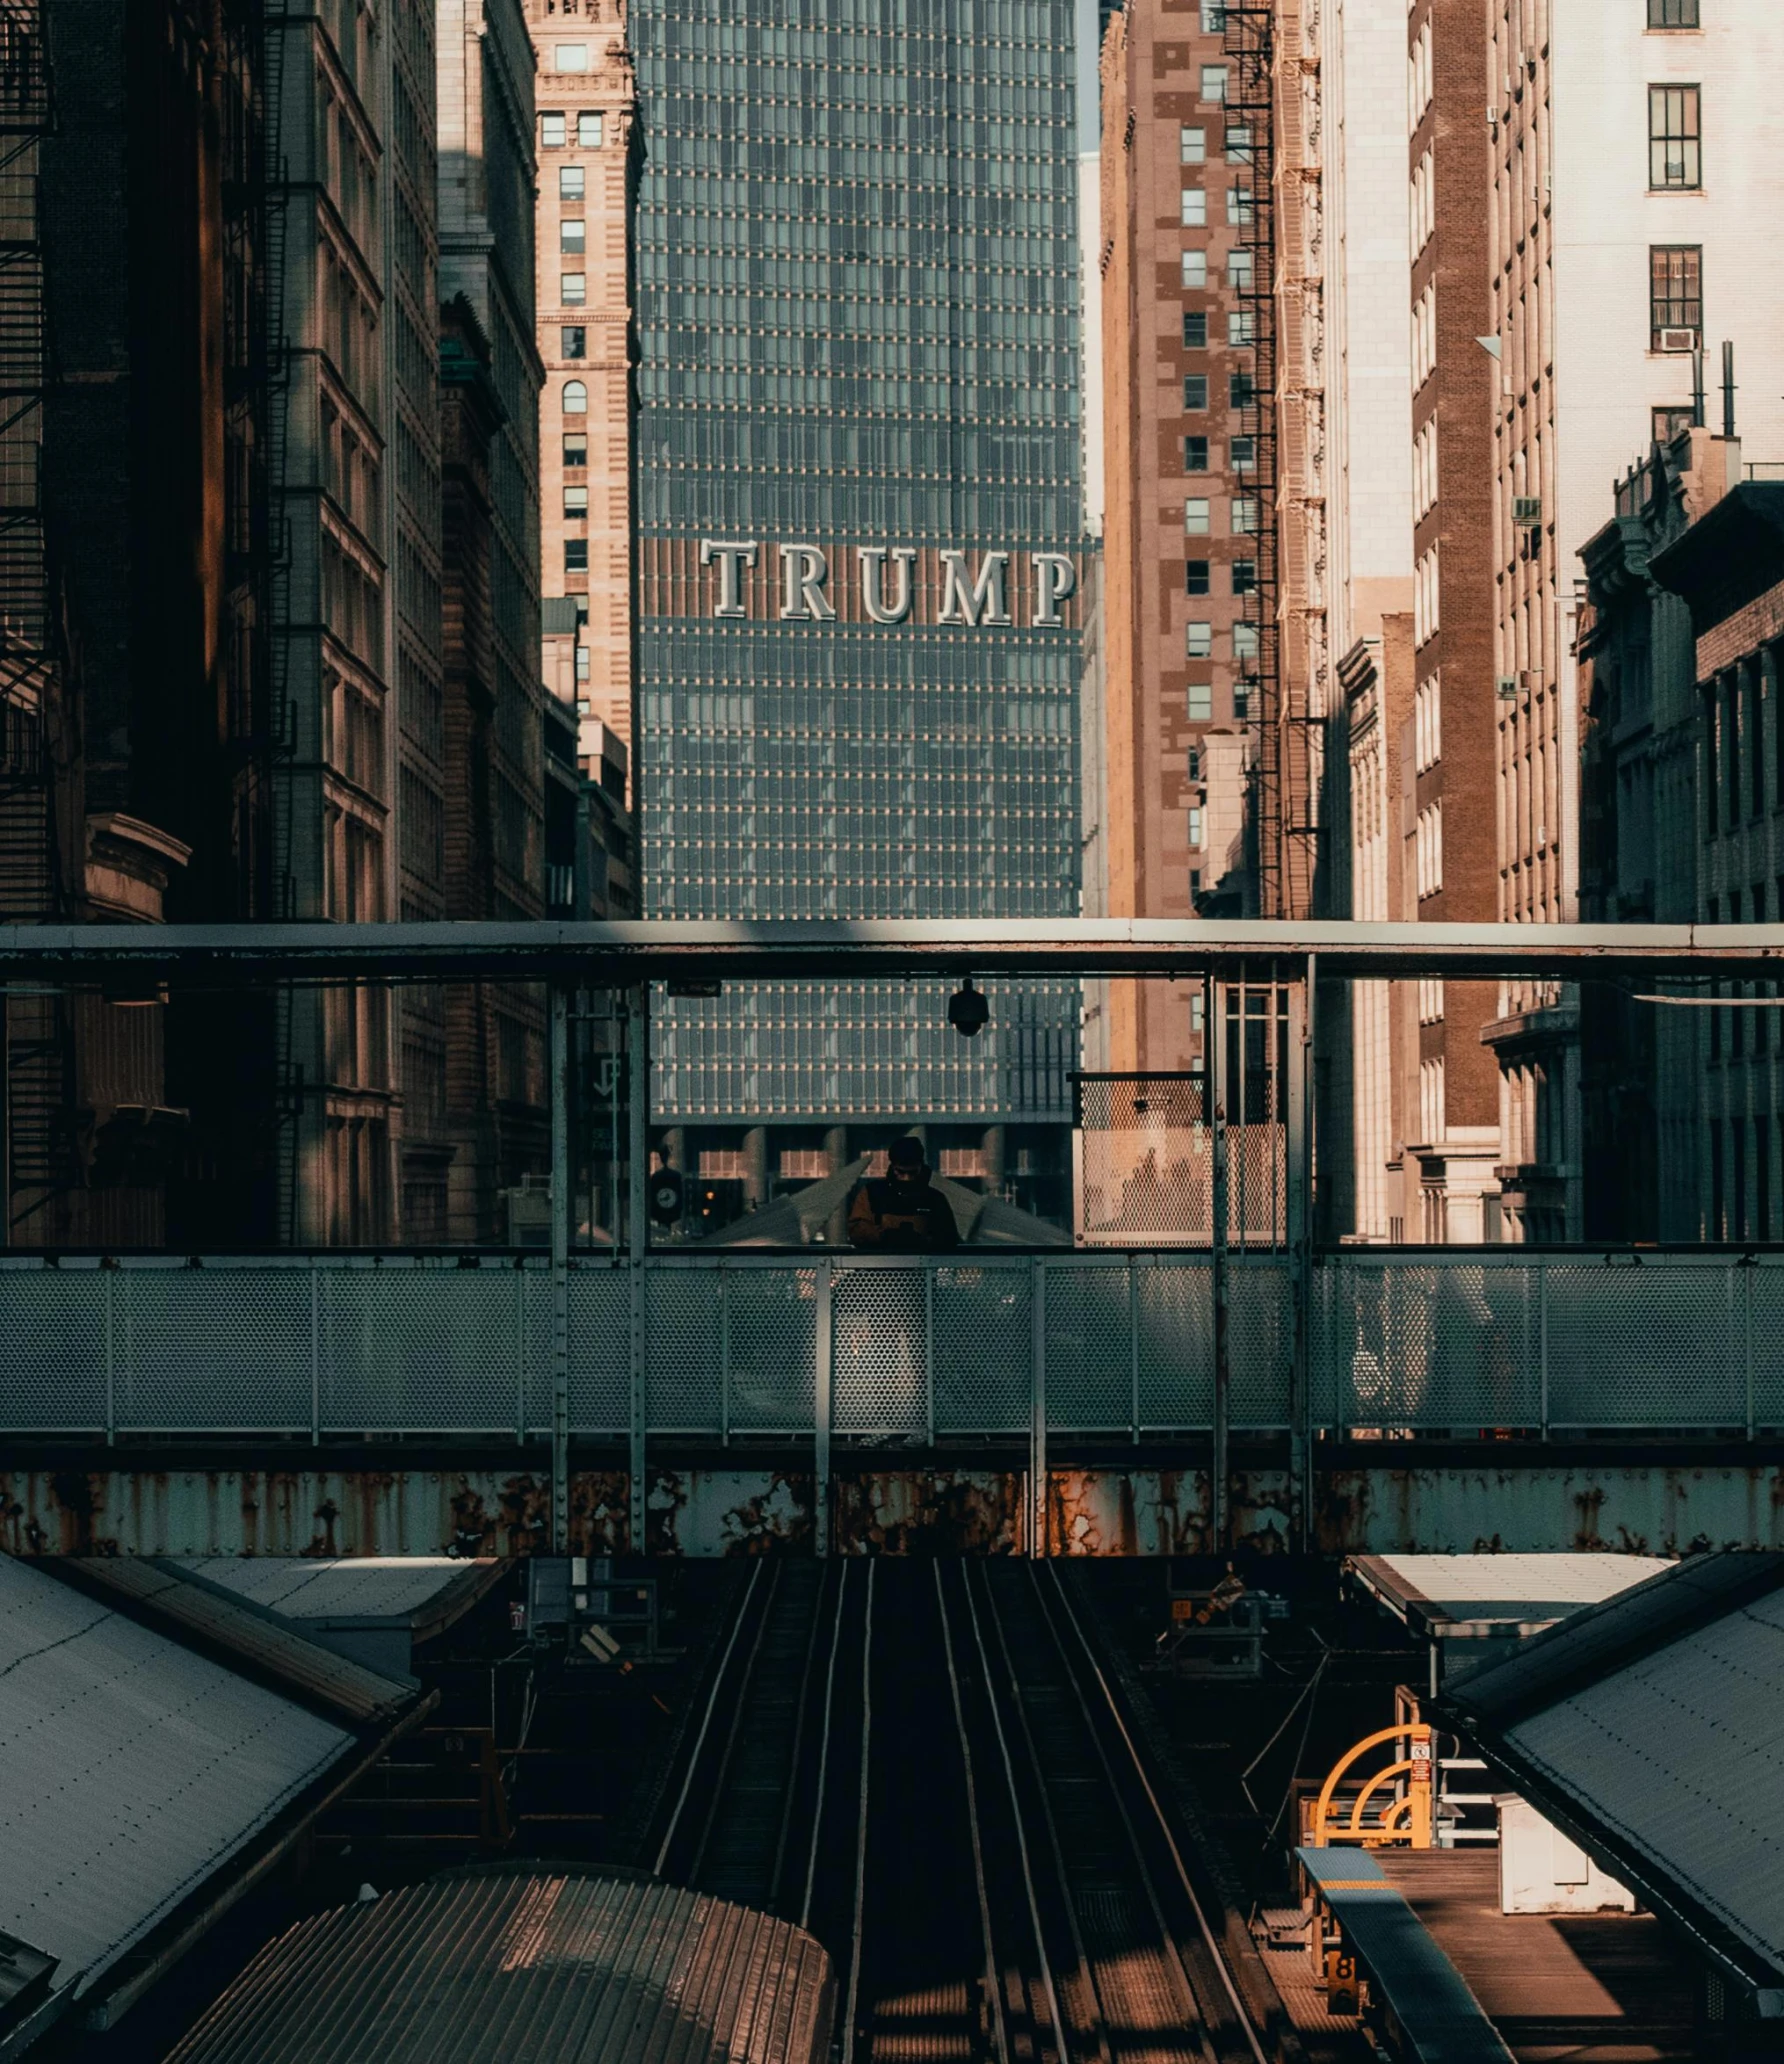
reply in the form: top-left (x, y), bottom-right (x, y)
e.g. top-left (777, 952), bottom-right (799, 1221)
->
top-left (847, 1174), bottom-right (960, 1251)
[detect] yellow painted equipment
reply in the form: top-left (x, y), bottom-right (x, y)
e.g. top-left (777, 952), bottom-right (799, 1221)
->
top-left (1308, 1719), bottom-right (1436, 1848)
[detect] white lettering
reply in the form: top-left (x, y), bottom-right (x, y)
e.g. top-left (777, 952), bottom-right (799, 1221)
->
top-left (937, 550), bottom-right (1011, 628)
top-left (1031, 552), bottom-right (1077, 627)
top-left (778, 542), bottom-right (835, 621)
top-left (858, 546), bottom-right (917, 624)
top-left (700, 538), bottom-right (758, 618)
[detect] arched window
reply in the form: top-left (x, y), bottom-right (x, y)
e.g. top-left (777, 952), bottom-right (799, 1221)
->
top-left (563, 380), bottom-right (588, 414)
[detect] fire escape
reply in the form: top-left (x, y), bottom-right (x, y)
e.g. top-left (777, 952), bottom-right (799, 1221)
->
top-left (0, 0), bottom-right (75, 1236)
top-left (1224, 0), bottom-right (1307, 920)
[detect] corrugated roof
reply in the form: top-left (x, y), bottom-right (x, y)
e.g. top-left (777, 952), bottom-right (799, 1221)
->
top-left (1350, 1553), bottom-right (1671, 1634)
top-left (169, 1557), bottom-right (499, 1636)
top-left (163, 1867), bottom-right (835, 2064)
top-left (1439, 1552), bottom-right (1784, 1990)
top-left (0, 1555), bottom-right (356, 2002)
top-left (65, 1560), bottom-right (418, 1723)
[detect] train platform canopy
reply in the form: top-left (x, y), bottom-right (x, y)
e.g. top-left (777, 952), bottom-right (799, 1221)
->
top-left (1347, 1553), bottom-right (1673, 1641)
top-left (162, 1865), bottom-right (837, 2064)
top-left (0, 1554), bottom-right (428, 2059)
top-left (170, 1556), bottom-right (505, 1676)
top-left (1437, 1550), bottom-right (1784, 2001)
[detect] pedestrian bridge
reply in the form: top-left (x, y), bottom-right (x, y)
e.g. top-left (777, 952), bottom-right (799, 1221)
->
top-left (3, 1247), bottom-right (1779, 1560)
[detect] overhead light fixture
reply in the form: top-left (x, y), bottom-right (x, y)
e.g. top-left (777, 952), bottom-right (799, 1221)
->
top-left (947, 977), bottom-right (989, 1039)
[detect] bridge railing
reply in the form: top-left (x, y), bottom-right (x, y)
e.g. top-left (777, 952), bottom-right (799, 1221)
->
top-left (4, 1248), bottom-right (1779, 1443)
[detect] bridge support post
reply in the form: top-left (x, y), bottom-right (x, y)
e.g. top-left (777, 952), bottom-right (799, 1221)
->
top-left (814, 1259), bottom-right (831, 1556)
top-left (627, 985), bottom-right (649, 1555)
top-left (1287, 958), bottom-right (1314, 1554)
top-left (550, 985), bottom-right (571, 1555)
top-left (1209, 973), bottom-right (1230, 1553)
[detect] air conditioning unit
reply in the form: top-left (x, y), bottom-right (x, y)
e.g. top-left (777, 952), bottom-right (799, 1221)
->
top-left (1512, 496), bottom-right (1543, 525)
top-left (1495, 674), bottom-right (1518, 699)
top-left (1657, 326), bottom-right (1698, 354)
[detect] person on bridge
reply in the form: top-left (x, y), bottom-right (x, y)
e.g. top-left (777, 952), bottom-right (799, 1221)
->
top-left (848, 1137), bottom-right (960, 1251)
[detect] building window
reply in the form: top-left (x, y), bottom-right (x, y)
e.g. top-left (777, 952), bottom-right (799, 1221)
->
top-left (1415, 800), bottom-right (1444, 899)
top-left (565, 486), bottom-right (589, 518)
top-left (561, 327), bottom-right (587, 359)
top-left (1652, 404), bottom-right (1695, 442)
top-left (541, 111), bottom-right (566, 147)
top-left (1185, 498), bottom-right (1211, 534)
top-left (1185, 436), bottom-right (1209, 472)
top-left (1227, 185), bottom-right (1253, 226)
top-left (1201, 65), bottom-right (1228, 102)
top-left (1649, 85), bottom-right (1701, 189)
top-left (576, 644), bottom-right (591, 682)
top-left (1229, 370), bottom-right (1255, 408)
top-left (1228, 310), bottom-right (1255, 346)
top-left (1186, 560), bottom-right (1211, 595)
top-left (563, 378), bottom-right (588, 413)
top-left (564, 430), bottom-right (588, 467)
top-left (1181, 187), bottom-right (1207, 227)
top-left (579, 111), bottom-right (604, 146)
top-left (1231, 497), bottom-right (1259, 533)
top-left (562, 219), bottom-right (586, 253)
top-left (1182, 250), bottom-right (1208, 289)
top-left (1232, 622), bottom-right (1259, 661)
top-left (1184, 374), bottom-right (1209, 410)
top-left (560, 165), bottom-right (586, 200)
top-left (1187, 621), bottom-right (1213, 659)
top-left (561, 273), bottom-right (587, 305)
top-left (1189, 683), bottom-right (1213, 720)
top-left (565, 539), bottom-right (589, 572)
top-left (1180, 124), bottom-right (1206, 165)
top-left (1230, 435), bottom-right (1256, 470)
top-left (1188, 806), bottom-right (1205, 847)
top-left (1200, 0), bottom-right (1226, 27)
top-left (1227, 247), bottom-right (1253, 290)
top-left (1232, 559), bottom-right (1257, 595)
top-left (1183, 312), bottom-right (1208, 349)
top-left (1188, 748), bottom-right (1202, 781)
top-left (1650, 245), bottom-right (1702, 347)
top-left (1648, 0), bottom-right (1698, 23)
top-left (1225, 124), bottom-right (1253, 162)
top-left (557, 42), bottom-right (588, 69)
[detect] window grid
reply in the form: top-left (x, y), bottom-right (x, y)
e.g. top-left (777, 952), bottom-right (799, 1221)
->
top-left (1648, 85), bottom-right (1701, 190)
top-left (1650, 244), bottom-right (1702, 344)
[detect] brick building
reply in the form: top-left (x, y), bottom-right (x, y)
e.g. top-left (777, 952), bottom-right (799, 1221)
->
top-left (1100, 1), bottom-right (1262, 1079)
top-left (527, 0), bottom-right (635, 778)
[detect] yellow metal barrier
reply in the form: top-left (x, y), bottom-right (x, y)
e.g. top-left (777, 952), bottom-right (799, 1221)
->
top-left (1309, 1720), bottom-right (1434, 1848)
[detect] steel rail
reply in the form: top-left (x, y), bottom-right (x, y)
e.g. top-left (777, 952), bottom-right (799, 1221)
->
top-left (651, 1560), bottom-right (771, 1877)
top-left (770, 1560), bottom-right (840, 1916)
top-left (1041, 1565), bottom-right (1272, 2064)
top-left (955, 1562), bottom-right (1086, 2064)
top-left (932, 1562), bottom-right (1015, 2064)
top-left (800, 1559), bottom-right (857, 1931)
top-left (7, 915), bottom-right (1784, 982)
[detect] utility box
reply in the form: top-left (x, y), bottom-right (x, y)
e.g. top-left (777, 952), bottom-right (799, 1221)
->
top-left (1498, 1795), bottom-right (1635, 1914)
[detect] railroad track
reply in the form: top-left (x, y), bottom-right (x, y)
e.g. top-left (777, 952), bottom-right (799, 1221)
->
top-left (652, 1559), bottom-right (1273, 2064)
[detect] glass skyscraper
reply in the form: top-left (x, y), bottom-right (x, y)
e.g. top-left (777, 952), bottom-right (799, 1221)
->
top-left (630, 0), bottom-right (1087, 1202)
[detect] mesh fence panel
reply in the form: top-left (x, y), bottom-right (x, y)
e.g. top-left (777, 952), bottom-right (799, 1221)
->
top-left (833, 1267), bottom-right (926, 1435)
top-left (568, 1268), bottom-right (629, 1433)
top-left (520, 1268), bottom-right (555, 1437)
top-left (1751, 1265), bottom-right (1784, 1429)
top-left (1229, 1260), bottom-right (1291, 1426)
top-left (116, 1269), bottom-right (312, 1431)
top-left (933, 1265), bottom-right (1031, 1432)
top-left (0, 1268), bottom-right (105, 1429)
top-left (320, 1269), bottom-right (524, 1433)
top-left (1545, 1262), bottom-right (1739, 1427)
top-left (646, 1270), bottom-right (723, 1432)
top-left (1044, 1265), bottom-right (1132, 1431)
top-left (1076, 1076), bottom-right (1212, 1244)
top-left (727, 1267), bottom-right (818, 1431)
top-left (1137, 1261), bottom-right (1213, 1429)
top-left (1328, 1263), bottom-right (1540, 1432)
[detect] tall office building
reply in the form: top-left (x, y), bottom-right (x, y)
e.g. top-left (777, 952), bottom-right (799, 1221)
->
top-left (628, 0), bottom-right (1088, 1224)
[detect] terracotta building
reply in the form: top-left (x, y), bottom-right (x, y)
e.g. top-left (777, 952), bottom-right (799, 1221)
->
top-left (1100, 1), bottom-right (1262, 1077)
top-left (527, 0), bottom-right (635, 777)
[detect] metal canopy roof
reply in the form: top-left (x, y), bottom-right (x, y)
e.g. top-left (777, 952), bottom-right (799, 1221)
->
top-left (1348, 1553), bottom-right (1672, 1638)
top-left (0, 1556), bottom-right (356, 2015)
top-left (170, 1557), bottom-right (502, 1640)
top-left (1437, 1553), bottom-right (1784, 1993)
top-left (164, 1866), bottom-right (836, 2064)
top-left (3, 917), bottom-right (1784, 983)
